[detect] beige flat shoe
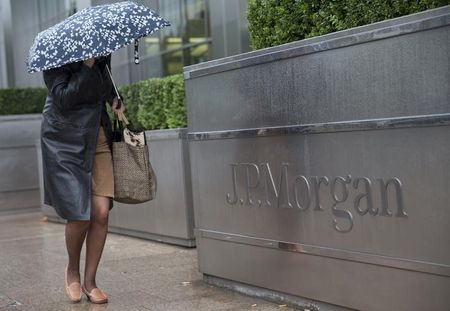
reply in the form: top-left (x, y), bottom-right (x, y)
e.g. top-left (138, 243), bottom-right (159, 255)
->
top-left (81, 285), bottom-right (108, 304)
top-left (64, 265), bottom-right (81, 303)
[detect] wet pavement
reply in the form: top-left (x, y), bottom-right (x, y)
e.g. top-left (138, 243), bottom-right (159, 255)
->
top-left (0, 212), bottom-right (301, 311)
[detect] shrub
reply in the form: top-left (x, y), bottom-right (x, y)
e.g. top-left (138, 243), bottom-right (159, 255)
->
top-left (136, 74), bottom-right (186, 130)
top-left (0, 87), bottom-right (47, 115)
top-left (1, 74), bottom-right (187, 130)
top-left (161, 75), bottom-right (186, 129)
top-left (136, 78), bottom-right (167, 129)
top-left (247, 0), bottom-right (450, 50)
top-left (116, 81), bottom-right (146, 128)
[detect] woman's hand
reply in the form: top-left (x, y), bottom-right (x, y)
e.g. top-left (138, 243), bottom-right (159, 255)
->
top-left (83, 57), bottom-right (95, 68)
top-left (112, 97), bottom-right (126, 115)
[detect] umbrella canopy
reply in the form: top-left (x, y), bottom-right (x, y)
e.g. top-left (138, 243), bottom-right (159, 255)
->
top-left (26, 1), bottom-right (170, 73)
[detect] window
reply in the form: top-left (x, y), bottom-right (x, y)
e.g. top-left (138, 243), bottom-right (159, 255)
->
top-left (139, 0), bottom-right (211, 76)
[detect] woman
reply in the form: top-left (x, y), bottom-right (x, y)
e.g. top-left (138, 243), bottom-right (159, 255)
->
top-left (40, 54), bottom-right (125, 304)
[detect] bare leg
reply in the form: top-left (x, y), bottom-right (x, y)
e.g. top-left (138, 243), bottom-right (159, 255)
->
top-left (84, 195), bottom-right (110, 291)
top-left (65, 220), bottom-right (90, 284)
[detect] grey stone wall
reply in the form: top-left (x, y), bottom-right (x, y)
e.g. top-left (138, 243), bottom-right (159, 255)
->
top-left (184, 6), bottom-right (450, 310)
top-left (0, 114), bottom-right (42, 214)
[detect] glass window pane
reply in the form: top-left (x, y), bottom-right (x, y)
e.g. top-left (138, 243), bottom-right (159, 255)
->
top-left (163, 50), bottom-right (183, 76)
top-left (158, 0), bottom-right (182, 52)
top-left (186, 0), bottom-right (208, 38)
top-left (142, 34), bottom-right (161, 56)
top-left (184, 43), bottom-right (210, 66)
top-left (38, 0), bottom-right (74, 29)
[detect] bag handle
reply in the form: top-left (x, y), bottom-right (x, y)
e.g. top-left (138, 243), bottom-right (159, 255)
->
top-left (116, 110), bottom-right (130, 125)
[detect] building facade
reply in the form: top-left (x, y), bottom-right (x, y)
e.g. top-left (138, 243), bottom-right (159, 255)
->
top-left (0, 0), bottom-right (250, 88)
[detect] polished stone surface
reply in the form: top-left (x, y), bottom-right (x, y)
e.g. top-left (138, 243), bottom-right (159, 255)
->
top-left (187, 113), bottom-right (450, 141)
top-left (184, 7), bottom-right (450, 134)
top-left (184, 6), bottom-right (450, 79)
top-left (0, 212), bottom-right (302, 311)
top-left (0, 114), bottom-right (42, 214)
top-left (183, 5), bottom-right (450, 310)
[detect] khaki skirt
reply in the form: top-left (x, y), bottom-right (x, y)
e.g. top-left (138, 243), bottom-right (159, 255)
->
top-left (91, 127), bottom-right (114, 198)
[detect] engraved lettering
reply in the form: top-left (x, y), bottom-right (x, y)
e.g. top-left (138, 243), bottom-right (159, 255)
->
top-left (378, 178), bottom-right (407, 217)
top-left (226, 163), bottom-right (238, 205)
top-left (353, 177), bottom-right (377, 216)
top-left (260, 163), bottom-right (277, 207)
top-left (225, 162), bottom-right (408, 233)
top-left (311, 176), bottom-right (329, 211)
top-left (331, 175), bottom-right (354, 233)
top-left (242, 163), bottom-right (260, 206)
top-left (293, 175), bottom-right (311, 210)
top-left (279, 163), bottom-right (293, 208)
top-left (260, 163), bottom-right (293, 208)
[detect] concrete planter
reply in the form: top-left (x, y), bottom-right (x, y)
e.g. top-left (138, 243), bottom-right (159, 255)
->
top-left (39, 127), bottom-right (195, 247)
top-left (0, 114), bottom-right (42, 214)
top-left (184, 6), bottom-right (450, 311)
top-left (108, 128), bottom-right (195, 247)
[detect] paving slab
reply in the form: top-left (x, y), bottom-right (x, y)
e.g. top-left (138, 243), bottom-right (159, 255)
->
top-left (0, 212), bottom-right (304, 311)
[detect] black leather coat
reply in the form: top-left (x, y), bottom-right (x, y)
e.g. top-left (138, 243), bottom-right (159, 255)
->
top-left (40, 55), bottom-right (117, 220)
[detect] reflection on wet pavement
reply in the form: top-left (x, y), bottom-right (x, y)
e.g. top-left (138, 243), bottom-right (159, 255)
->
top-left (0, 212), bottom-right (300, 311)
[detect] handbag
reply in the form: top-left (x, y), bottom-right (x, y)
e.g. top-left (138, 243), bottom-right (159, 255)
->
top-left (106, 66), bottom-right (157, 204)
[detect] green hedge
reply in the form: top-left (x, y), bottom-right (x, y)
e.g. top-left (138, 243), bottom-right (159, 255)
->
top-left (247, 0), bottom-right (450, 50)
top-left (1, 74), bottom-right (186, 130)
top-left (0, 87), bottom-right (47, 115)
top-left (113, 80), bottom-right (146, 128)
top-left (113, 74), bottom-right (186, 130)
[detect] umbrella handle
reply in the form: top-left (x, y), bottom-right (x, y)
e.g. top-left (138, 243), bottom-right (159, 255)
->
top-left (105, 65), bottom-right (122, 108)
top-left (134, 39), bottom-right (140, 64)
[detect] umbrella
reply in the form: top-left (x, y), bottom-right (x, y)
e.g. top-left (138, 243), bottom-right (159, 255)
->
top-left (26, 1), bottom-right (170, 73)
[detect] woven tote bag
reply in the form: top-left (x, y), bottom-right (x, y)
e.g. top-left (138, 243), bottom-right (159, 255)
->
top-left (112, 111), bottom-right (157, 203)
top-left (105, 66), bottom-right (156, 203)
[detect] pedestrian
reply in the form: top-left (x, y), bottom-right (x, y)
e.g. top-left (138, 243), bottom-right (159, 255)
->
top-left (40, 54), bottom-right (124, 304)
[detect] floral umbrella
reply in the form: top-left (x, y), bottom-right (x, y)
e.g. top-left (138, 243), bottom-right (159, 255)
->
top-left (26, 1), bottom-right (170, 73)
